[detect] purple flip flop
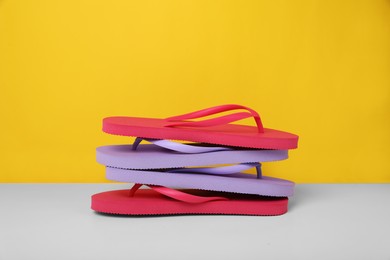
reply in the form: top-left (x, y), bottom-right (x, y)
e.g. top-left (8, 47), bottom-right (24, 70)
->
top-left (96, 143), bottom-right (289, 170)
top-left (105, 166), bottom-right (294, 197)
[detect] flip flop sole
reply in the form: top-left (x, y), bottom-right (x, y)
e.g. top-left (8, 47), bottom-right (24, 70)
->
top-left (91, 189), bottom-right (288, 216)
top-left (103, 117), bottom-right (298, 149)
top-left (96, 144), bottom-right (289, 169)
top-left (105, 167), bottom-right (294, 197)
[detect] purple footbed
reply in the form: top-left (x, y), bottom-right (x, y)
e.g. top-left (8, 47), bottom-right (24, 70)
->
top-left (105, 166), bottom-right (294, 197)
top-left (96, 144), bottom-right (288, 169)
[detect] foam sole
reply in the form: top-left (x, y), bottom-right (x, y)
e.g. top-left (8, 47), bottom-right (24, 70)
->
top-left (103, 117), bottom-right (298, 149)
top-left (96, 144), bottom-right (289, 169)
top-left (91, 189), bottom-right (288, 216)
top-left (105, 167), bottom-right (294, 197)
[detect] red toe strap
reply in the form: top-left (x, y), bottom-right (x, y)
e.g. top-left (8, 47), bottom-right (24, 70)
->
top-left (129, 184), bottom-right (228, 203)
top-left (164, 104), bottom-right (264, 133)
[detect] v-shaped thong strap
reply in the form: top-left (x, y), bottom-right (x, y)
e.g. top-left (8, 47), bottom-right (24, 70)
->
top-left (165, 104), bottom-right (264, 133)
top-left (128, 184), bottom-right (228, 203)
top-left (167, 163), bottom-right (262, 179)
top-left (132, 137), bottom-right (232, 154)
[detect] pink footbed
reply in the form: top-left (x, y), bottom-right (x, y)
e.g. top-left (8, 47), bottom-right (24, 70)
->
top-left (91, 188), bottom-right (289, 216)
top-left (103, 104), bottom-right (298, 149)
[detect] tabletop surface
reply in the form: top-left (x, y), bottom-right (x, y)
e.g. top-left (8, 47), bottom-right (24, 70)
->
top-left (0, 184), bottom-right (389, 260)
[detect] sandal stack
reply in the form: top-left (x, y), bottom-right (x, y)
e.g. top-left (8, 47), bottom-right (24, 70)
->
top-left (91, 104), bottom-right (299, 216)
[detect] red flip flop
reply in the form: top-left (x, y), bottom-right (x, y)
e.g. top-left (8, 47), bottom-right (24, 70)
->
top-left (103, 104), bottom-right (298, 149)
top-left (91, 184), bottom-right (289, 216)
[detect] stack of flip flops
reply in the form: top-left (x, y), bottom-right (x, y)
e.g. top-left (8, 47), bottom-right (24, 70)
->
top-left (91, 104), bottom-right (299, 216)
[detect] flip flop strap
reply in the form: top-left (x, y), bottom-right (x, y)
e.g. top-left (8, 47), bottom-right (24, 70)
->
top-left (164, 104), bottom-right (264, 133)
top-left (168, 162), bottom-right (262, 178)
top-left (129, 183), bottom-right (228, 203)
top-left (132, 138), bottom-right (262, 178)
top-left (132, 137), bottom-right (232, 153)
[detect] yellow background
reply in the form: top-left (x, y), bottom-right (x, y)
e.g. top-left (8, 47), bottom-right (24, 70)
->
top-left (0, 0), bottom-right (389, 183)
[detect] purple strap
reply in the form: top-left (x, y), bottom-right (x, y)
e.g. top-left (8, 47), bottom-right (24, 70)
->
top-left (132, 137), bottom-right (262, 179)
top-left (169, 162), bottom-right (262, 179)
top-left (132, 138), bottom-right (262, 178)
top-left (132, 137), bottom-right (232, 154)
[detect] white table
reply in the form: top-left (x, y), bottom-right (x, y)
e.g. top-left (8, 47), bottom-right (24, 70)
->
top-left (0, 184), bottom-right (389, 260)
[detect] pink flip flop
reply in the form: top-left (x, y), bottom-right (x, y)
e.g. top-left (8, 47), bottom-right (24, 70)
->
top-left (103, 104), bottom-right (298, 149)
top-left (91, 184), bottom-right (289, 216)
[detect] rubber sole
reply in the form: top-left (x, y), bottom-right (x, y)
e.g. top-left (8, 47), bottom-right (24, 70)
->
top-left (105, 167), bottom-right (295, 197)
top-left (91, 189), bottom-right (289, 216)
top-left (96, 144), bottom-right (289, 169)
top-left (103, 117), bottom-right (298, 149)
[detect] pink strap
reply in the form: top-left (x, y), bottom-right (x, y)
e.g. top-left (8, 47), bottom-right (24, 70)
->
top-left (128, 184), bottom-right (228, 203)
top-left (165, 104), bottom-right (264, 133)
